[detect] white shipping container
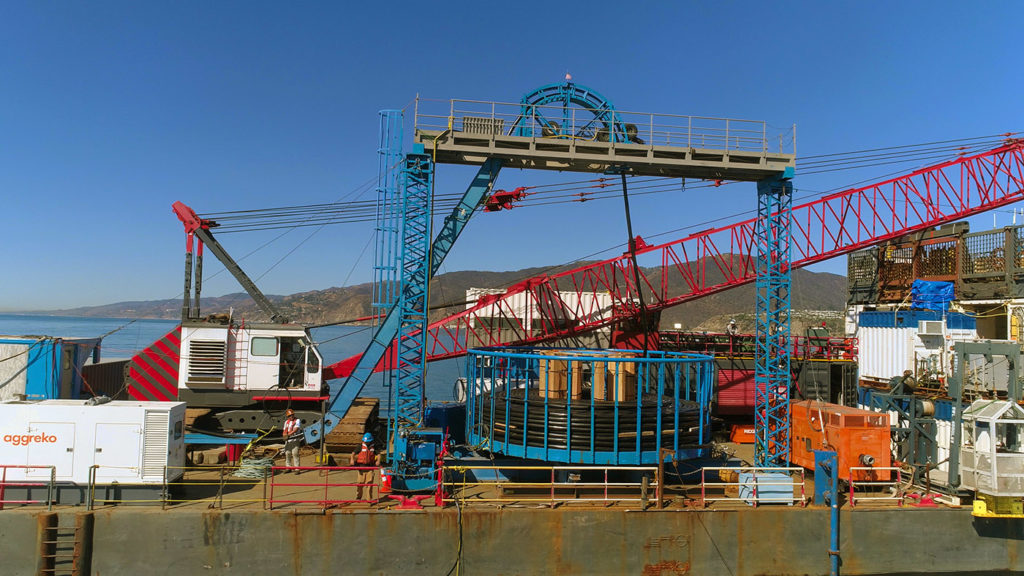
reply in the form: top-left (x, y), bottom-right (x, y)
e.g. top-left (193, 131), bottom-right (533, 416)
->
top-left (0, 342), bottom-right (29, 401)
top-left (856, 326), bottom-right (917, 381)
top-left (0, 400), bottom-right (186, 485)
top-left (855, 325), bottom-right (979, 382)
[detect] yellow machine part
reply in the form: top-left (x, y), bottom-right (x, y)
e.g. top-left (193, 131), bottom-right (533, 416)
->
top-left (972, 493), bottom-right (1024, 518)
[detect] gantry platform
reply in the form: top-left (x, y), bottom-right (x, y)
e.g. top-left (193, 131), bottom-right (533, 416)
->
top-left (413, 96), bottom-right (796, 181)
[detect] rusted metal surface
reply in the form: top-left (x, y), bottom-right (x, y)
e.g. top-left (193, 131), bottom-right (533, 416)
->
top-left (643, 535), bottom-right (690, 575)
top-left (7, 452), bottom-right (1014, 573)
top-left (0, 506), bottom-right (997, 575)
top-left (850, 223), bottom-right (1024, 305)
top-left (34, 511), bottom-right (57, 575)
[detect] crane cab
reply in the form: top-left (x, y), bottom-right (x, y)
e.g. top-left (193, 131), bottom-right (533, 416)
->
top-left (165, 319), bottom-right (325, 431)
top-left (178, 320), bottom-right (322, 395)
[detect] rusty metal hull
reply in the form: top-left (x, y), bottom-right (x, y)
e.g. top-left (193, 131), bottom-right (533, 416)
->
top-left (1, 506), bottom-right (1021, 575)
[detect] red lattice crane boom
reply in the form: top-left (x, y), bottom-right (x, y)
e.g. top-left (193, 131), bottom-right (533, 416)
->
top-left (324, 140), bottom-right (1024, 380)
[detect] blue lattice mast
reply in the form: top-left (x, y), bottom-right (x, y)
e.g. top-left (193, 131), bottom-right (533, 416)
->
top-left (373, 110), bottom-right (404, 316)
top-left (753, 169), bottom-right (794, 468)
top-left (393, 146), bottom-right (434, 436)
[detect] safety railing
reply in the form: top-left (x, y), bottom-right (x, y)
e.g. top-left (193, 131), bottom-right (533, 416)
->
top-left (660, 331), bottom-right (857, 361)
top-left (848, 467), bottom-right (904, 507)
top-left (160, 465), bottom-right (269, 510)
top-left (87, 465), bottom-right (149, 510)
top-left (441, 465), bottom-right (659, 508)
top-left (79, 463), bottom-right (384, 510)
top-left (699, 466), bottom-right (807, 507)
top-left (0, 465), bottom-right (56, 510)
top-left (413, 96), bottom-right (795, 154)
top-left (267, 466), bottom-right (380, 510)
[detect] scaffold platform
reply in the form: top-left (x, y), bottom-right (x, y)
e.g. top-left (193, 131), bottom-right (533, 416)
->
top-left (413, 95), bottom-right (796, 180)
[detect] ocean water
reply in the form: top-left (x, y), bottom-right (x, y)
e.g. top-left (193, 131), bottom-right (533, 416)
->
top-left (0, 313), bottom-right (465, 411)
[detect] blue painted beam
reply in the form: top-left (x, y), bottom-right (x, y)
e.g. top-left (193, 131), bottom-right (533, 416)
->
top-left (304, 158), bottom-right (503, 444)
top-left (185, 432), bottom-right (257, 445)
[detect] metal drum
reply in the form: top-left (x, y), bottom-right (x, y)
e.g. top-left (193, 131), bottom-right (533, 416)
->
top-left (464, 348), bottom-right (715, 465)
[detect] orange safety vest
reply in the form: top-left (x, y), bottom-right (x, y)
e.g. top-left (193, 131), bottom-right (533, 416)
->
top-left (355, 443), bottom-right (375, 466)
top-left (283, 418), bottom-right (301, 437)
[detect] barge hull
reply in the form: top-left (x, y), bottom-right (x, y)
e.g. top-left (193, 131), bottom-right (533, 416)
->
top-left (2, 507), bottom-right (1021, 575)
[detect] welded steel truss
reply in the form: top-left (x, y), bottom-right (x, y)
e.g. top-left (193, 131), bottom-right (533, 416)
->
top-left (394, 152), bottom-right (433, 432)
top-left (753, 173), bottom-right (793, 467)
top-left (373, 110), bottom-right (404, 314)
top-left (327, 143), bottom-right (1024, 378)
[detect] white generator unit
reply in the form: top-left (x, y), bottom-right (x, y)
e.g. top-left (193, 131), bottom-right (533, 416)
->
top-left (0, 399), bottom-right (186, 504)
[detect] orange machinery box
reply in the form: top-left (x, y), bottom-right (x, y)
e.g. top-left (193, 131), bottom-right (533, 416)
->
top-left (790, 400), bottom-right (892, 482)
top-left (729, 424), bottom-right (756, 444)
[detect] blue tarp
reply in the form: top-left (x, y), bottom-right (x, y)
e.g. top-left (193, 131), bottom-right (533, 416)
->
top-left (910, 279), bottom-right (955, 311)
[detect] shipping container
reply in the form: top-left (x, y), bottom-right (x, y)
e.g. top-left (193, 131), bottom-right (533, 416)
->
top-left (716, 362), bottom-right (757, 412)
top-left (852, 312), bottom-right (978, 382)
top-left (81, 359), bottom-right (130, 400)
top-left (0, 335), bottom-right (101, 402)
top-left (465, 287), bottom-right (614, 348)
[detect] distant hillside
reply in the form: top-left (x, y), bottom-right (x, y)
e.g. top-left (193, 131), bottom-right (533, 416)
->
top-left (48, 260), bottom-right (847, 330)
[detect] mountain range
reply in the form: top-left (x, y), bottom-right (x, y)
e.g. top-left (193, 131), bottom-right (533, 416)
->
top-left (46, 259), bottom-right (848, 333)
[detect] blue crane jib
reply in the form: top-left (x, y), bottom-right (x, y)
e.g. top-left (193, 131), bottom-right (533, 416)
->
top-left (303, 156), bottom-right (503, 444)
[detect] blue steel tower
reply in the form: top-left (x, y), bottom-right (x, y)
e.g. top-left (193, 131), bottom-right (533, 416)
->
top-left (393, 146), bottom-right (434, 436)
top-left (373, 110), bottom-right (404, 316)
top-left (753, 169), bottom-right (794, 468)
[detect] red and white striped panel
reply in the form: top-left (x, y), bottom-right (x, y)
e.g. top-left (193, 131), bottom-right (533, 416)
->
top-left (128, 326), bottom-right (181, 401)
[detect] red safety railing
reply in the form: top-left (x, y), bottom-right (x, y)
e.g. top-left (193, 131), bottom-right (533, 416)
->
top-left (699, 466), bottom-right (808, 508)
top-left (0, 465), bottom-right (56, 511)
top-left (267, 466), bottom-right (379, 510)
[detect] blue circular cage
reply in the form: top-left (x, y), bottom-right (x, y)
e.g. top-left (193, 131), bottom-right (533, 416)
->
top-left (463, 348), bottom-right (715, 465)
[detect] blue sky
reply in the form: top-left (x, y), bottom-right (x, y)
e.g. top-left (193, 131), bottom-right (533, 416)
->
top-left (1, 1), bottom-right (1021, 311)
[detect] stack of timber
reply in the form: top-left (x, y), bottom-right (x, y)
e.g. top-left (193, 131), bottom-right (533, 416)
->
top-left (323, 397), bottom-right (380, 452)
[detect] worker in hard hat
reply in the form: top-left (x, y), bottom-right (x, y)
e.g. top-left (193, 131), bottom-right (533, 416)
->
top-left (282, 409), bottom-right (303, 472)
top-left (350, 432), bottom-right (378, 500)
top-left (727, 319), bottom-right (738, 336)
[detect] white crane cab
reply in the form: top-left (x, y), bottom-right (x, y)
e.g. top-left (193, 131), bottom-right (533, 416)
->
top-left (176, 319), bottom-right (325, 432)
top-left (179, 321), bottom-right (322, 394)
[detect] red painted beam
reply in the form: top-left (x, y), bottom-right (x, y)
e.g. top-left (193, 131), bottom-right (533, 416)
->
top-left (323, 140), bottom-right (1024, 379)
